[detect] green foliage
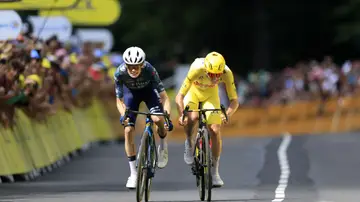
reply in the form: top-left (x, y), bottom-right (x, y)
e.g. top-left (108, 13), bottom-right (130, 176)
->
top-left (116, 0), bottom-right (222, 61)
top-left (333, 0), bottom-right (360, 43)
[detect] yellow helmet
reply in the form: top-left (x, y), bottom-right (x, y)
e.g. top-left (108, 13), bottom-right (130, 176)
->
top-left (204, 52), bottom-right (225, 74)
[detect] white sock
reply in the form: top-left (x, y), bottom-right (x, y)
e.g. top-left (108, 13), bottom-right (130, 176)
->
top-left (129, 160), bottom-right (137, 176)
top-left (212, 156), bottom-right (220, 176)
top-left (186, 138), bottom-right (192, 148)
top-left (160, 137), bottom-right (167, 150)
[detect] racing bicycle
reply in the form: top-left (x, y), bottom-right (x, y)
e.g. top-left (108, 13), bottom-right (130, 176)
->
top-left (123, 108), bottom-right (171, 202)
top-left (182, 103), bottom-right (228, 201)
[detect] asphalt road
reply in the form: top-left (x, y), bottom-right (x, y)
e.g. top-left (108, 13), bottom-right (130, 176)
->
top-left (1, 132), bottom-right (360, 202)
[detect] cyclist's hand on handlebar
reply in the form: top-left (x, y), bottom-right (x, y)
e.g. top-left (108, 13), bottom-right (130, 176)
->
top-left (120, 116), bottom-right (130, 126)
top-left (221, 113), bottom-right (228, 125)
top-left (164, 119), bottom-right (173, 131)
top-left (178, 115), bottom-right (188, 126)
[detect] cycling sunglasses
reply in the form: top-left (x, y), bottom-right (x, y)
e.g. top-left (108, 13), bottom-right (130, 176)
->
top-left (207, 72), bottom-right (222, 79)
top-left (126, 64), bottom-right (142, 71)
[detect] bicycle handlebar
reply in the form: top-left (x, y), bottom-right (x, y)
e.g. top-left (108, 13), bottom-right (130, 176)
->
top-left (123, 108), bottom-right (171, 127)
top-left (182, 104), bottom-right (228, 123)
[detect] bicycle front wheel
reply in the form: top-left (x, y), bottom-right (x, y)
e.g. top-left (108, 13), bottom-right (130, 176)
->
top-left (195, 131), bottom-right (205, 201)
top-left (136, 131), bottom-right (149, 202)
top-left (203, 129), bottom-right (212, 201)
top-left (145, 132), bottom-right (156, 202)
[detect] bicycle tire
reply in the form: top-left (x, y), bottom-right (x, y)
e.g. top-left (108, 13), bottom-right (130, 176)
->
top-left (203, 128), bottom-right (212, 201)
top-left (136, 131), bottom-right (149, 202)
top-left (195, 132), bottom-right (205, 201)
top-left (144, 134), bottom-right (156, 202)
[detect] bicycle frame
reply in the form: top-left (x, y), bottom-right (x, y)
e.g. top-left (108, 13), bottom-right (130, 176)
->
top-left (123, 109), bottom-right (170, 173)
top-left (182, 103), bottom-right (228, 201)
top-left (183, 103), bottom-right (227, 143)
top-left (126, 109), bottom-right (171, 202)
top-left (194, 103), bottom-right (210, 164)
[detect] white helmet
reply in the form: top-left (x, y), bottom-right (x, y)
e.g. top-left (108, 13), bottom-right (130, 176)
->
top-left (123, 46), bottom-right (146, 65)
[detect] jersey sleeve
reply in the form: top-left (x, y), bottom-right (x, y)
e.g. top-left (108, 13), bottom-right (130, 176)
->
top-left (114, 67), bottom-right (124, 98)
top-left (178, 59), bottom-right (201, 96)
top-left (223, 66), bottom-right (238, 100)
top-left (148, 63), bottom-right (165, 93)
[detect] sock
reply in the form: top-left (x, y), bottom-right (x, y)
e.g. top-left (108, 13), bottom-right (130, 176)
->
top-left (212, 156), bottom-right (220, 176)
top-left (159, 137), bottom-right (167, 150)
top-left (128, 156), bottom-right (137, 176)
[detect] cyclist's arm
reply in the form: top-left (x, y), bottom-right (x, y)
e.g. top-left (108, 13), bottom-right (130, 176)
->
top-left (160, 91), bottom-right (171, 116)
top-left (116, 98), bottom-right (126, 116)
top-left (223, 67), bottom-right (239, 117)
top-left (149, 65), bottom-right (172, 116)
top-left (114, 70), bottom-right (126, 116)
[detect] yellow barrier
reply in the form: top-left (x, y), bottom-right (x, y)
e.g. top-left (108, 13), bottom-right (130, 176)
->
top-left (0, 98), bottom-right (114, 180)
top-left (170, 95), bottom-right (360, 138)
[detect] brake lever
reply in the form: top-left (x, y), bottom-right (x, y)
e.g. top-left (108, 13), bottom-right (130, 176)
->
top-left (220, 104), bottom-right (228, 122)
top-left (164, 110), bottom-right (170, 127)
top-left (122, 108), bottom-right (129, 125)
top-left (182, 105), bottom-right (190, 123)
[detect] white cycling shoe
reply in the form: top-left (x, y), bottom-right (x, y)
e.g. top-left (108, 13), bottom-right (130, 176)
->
top-left (157, 145), bottom-right (168, 169)
top-left (126, 174), bottom-right (137, 189)
top-left (212, 173), bottom-right (224, 188)
top-left (184, 140), bottom-right (194, 165)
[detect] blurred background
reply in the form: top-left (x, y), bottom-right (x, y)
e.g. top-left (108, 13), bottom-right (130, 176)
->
top-left (1, 0), bottom-right (360, 201)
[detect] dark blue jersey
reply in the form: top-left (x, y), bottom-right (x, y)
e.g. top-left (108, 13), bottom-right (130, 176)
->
top-left (114, 61), bottom-right (165, 98)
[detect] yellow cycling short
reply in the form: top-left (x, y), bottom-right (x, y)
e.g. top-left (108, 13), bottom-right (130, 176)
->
top-left (183, 89), bottom-right (221, 125)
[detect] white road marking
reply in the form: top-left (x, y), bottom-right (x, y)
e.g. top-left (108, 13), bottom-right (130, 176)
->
top-left (272, 133), bottom-right (292, 202)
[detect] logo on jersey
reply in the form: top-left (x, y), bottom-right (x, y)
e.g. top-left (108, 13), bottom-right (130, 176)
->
top-left (194, 81), bottom-right (215, 88)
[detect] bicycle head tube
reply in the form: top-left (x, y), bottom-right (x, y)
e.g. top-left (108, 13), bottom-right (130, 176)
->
top-left (145, 116), bottom-right (153, 124)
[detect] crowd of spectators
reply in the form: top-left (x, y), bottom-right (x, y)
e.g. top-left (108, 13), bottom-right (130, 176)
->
top-left (231, 56), bottom-right (360, 107)
top-left (0, 34), bottom-right (122, 128)
top-left (3, 32), bottom-right (360, 130)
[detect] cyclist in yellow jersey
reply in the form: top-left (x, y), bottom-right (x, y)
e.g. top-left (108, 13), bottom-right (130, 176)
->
top-left (175, 51), bottom-right (239, 187)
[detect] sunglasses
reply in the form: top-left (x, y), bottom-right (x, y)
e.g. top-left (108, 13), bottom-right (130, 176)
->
top-left (126, 64), bottom-right (142, 71)
top-left (207, 72), bottom-right (222, 79)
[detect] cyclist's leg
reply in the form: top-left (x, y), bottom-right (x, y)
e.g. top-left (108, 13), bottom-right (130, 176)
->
top-left (203, 95), bottom-right (224, 187)
top-left (144, 89), bottom-right (168, 168)
top-left (123, 87), bottom-right (141, 188)
top-left (183, 91), bottom-right (200, 165)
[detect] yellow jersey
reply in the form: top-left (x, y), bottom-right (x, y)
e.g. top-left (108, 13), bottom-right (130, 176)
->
top-left (179, 58), bottom-right (238, 101)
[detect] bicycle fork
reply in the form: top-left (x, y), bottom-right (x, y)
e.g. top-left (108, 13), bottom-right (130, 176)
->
top-left (147, 134), bottom-right (157, 178)
top-left (135, 134), bottom-right (158, 178)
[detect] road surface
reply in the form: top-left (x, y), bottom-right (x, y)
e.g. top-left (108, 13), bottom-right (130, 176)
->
top-left (1, 132), bottom-right (360, 202)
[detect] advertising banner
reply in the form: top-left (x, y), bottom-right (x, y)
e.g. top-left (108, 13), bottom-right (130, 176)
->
top-left (0, 10), bottom-right (22, 40)
top-left (28, 16), bottom-right (72, 42)
top-left (0, 0), bottom-right (77, 10)
top-left (39, 0), bottom-right (121, 26)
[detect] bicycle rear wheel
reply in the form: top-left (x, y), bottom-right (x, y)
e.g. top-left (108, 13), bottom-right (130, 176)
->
top-left (136, 132), bottom-right (149, 202)
top-left (203, 129), bottom-right (212, 201)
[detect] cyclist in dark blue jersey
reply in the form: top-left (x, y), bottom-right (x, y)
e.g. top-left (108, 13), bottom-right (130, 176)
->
top-left (114, 46), bottom-right (173, 189)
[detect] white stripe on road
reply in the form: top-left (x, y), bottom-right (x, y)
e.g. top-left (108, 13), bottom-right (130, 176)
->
top-left (272, 133), bottom-right (292, 202)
